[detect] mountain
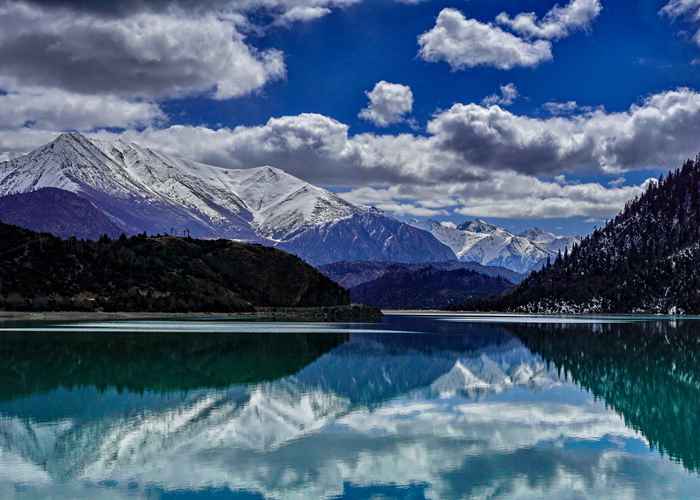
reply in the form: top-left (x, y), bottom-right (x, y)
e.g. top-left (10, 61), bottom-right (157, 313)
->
top-left (409, 219), bottom-right (579, 273)
top-left (347, 265), bottom-right (514, 309)
top-left (0, 188), bottom-right (123, 239)
top-left (320, 260), bottom-right (524, 289)
top-left (0, 222), bottom-right (349, 312)
top-left (496, 158), bottom-right (700, 314)
top-left (0, 133), bottom-right (452, 265)
top-left (280, 212), bottom-right (455, 266)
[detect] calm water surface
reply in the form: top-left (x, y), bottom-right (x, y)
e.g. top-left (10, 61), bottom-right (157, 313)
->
top-left (1, 313), bottom-right (699, 499)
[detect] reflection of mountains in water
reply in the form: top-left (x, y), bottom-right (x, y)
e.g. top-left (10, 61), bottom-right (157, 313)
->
top-left (0, 330), bottom-right (348, 401)
top-left (0, 324), bottom-right (558, 485)
top-left (509, 320), bottom-right (700, 473)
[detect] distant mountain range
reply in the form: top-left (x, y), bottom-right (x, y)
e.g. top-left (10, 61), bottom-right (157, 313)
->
top-left (0, 133), bottom-right (575, 272)
top-left (321, 261), bottom-right (517, 309)
top-left (495, 158), bottom-right (700, 314)
top-left (409, 219), bottom-right (580, 274)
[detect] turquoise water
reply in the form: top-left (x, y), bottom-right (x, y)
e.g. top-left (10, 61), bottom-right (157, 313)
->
top-left (0, 314), bottom-right (699, 499)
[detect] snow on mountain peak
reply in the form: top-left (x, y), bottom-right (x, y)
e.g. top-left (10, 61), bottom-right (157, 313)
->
top-left (3, 133), bottom-right (425, 260)
top-left (409, 218), bottom-right (580, 273)
top-left (518, 227), bottom-right (557, 243)
top-left (458, 219), bottom-right (501, 234)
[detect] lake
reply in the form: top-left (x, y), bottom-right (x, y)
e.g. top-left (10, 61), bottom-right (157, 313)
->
top-left (0, 313), bottom-right (699, 499)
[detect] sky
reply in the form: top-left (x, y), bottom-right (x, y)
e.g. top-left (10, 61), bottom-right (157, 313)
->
top-left (2, 0), bottom-right (700, 235)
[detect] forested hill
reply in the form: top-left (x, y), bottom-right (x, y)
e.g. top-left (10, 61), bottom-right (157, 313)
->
top-left (0, 223), bottom-right (349, 312)
top-left (497, 157), bottom-right (700, 314)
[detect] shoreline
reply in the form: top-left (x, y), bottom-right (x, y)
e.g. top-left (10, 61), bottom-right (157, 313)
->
top-left (0, 305), bottom-right (382, 323)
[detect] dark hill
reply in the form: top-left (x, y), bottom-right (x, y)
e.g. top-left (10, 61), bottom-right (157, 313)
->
top-left (0, 223), bottom-right (349, 312)
top-left (0, 188), bottom-right (124, 240)
top-left (497, 157), bottom-right (700, 314)
top-left (348, 265), bottom-right (514, 309)
top-left (320, 260), bottom-right (524, 289)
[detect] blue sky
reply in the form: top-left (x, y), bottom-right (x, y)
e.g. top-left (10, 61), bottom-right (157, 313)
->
top-left (169, 0), bottom-right (700, 130)
top-left (2, 0), bottom-right (700, 235)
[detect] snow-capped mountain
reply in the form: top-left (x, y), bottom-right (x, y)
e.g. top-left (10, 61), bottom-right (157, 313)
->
top-left (410, 219), bottom-right (580, 273)
top-left (0, 133), bottom-right (453, 264)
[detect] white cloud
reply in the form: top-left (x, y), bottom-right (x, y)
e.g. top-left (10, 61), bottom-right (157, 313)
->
top-left (418, 9), bottom-right (553, 70)
top-left (542, 100), bottom-right (595, 115)
top-left (236, 0), bottom-right (359, 19)
top-left (419, 2), bottom-right (602, 72)
top-left (608, 177), bottom-right (626, 187)
top-left (428, 87), bottom-right (700, 176)
top-left (359, 81), bottom-right (414, 127)
top-left (496, 0), bottom-right (602, 40)
top-left (273, 6), bottom-right (331, 24)
top-left (482, 83), bottom-right (520, 107)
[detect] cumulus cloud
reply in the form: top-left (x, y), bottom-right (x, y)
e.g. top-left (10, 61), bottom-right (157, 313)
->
top-left (482, 83), bottom-right (520, 107)
top-left (359, 81), bottom-right (414, 127)
top-left (0, 2), bottom-right (285, 101)
top-left (496, 0), bottom-right (602, 40)
top-left (428, 87), bottom-right (700, 176)
top-left (418, 9), bottom-right (553, 70)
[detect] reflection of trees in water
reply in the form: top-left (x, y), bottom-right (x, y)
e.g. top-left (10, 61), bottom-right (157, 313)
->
top-left (508, 321), bottom-right (700, 473)
top-left (0, 331), bottom-right (348, 400)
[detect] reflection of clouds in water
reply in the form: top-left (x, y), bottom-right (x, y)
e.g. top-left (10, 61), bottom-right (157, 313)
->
top-left (3, 386), bottom-right (699, 500)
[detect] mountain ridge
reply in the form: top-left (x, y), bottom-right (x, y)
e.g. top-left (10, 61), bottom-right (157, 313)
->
top-left (494, 157), bottom-right (700, 314)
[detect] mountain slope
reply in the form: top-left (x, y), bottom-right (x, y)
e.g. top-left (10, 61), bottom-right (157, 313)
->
top-left (0, 133), bottom-right (452, 265)
top-left (498, 158), bottom-right (700, 314)
top-left (0, 222), bottom-right (349, 312)
top-left (410, 219), bottom-right (579, 273)
top-left (0, 188), bottom-right (123, 239)
top-left (347, 266), bottom-right (514, 309)
top-left (278, 212), bottom-right (455, 265)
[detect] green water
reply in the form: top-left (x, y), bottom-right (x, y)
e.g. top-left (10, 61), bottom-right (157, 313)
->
top-left (0, 314), bottom-right (699, 499)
